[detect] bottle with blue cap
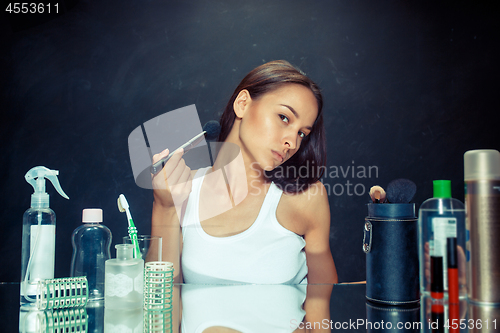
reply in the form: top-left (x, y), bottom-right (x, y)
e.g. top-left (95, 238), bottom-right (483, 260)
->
top-left (20, 166), bottom-right (69, 307)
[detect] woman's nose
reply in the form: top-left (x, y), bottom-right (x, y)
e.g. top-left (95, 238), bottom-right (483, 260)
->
top-left (282, 131), bottom-right (298, 150)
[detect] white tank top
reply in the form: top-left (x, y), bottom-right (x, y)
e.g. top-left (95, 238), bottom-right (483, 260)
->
top-left (181, 167), bottom-right (308, 284)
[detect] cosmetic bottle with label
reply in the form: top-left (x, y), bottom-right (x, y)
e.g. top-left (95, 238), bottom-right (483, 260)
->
top-left (70, 208), bottom-right (112, 303)
top-left (105, 244), bottom-right (144, 310)
top-left (418, 180), bottom-right (466, 300)
top-left (20, 166), bottom-right (69, 307)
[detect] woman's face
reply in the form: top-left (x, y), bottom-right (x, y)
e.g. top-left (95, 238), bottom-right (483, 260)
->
top-left (234, 83), bottom-right (319, 172)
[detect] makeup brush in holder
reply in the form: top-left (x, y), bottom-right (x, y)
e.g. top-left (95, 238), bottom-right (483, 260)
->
top-left (364, 179), bottom-right (419, 305)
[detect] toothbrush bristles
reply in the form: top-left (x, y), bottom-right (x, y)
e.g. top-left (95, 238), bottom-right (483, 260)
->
top-left (117, 198), bottom-right (126, 212)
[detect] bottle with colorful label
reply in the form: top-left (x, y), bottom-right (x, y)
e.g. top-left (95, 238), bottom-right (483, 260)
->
top-left (418, 180), bottom-right (466, 301)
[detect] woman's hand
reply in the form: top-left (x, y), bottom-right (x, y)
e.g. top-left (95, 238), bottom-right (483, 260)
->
top-left (152, 148), bottom-right (193, 212)
top-left (151, 148), bottom-right (189, 328)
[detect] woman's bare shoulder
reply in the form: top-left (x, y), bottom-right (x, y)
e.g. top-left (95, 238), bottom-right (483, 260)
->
top-left (281, 181), bottom-right (330, 232)
top-left (284, 181), bottom-right (329, 208)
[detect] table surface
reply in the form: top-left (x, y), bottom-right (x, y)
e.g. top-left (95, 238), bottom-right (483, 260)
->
top-left (2, 282), bottom-right (499, 332)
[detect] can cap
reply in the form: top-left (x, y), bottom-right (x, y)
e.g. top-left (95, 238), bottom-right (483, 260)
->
top-left (82, 208), bottom-right (103, 223)
top-left (433, 180), bottom-right (451, 198)
top-left (464, 149), bottom-right (500, 181)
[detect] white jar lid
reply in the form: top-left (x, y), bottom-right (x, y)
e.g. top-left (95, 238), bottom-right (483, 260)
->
top-left (82, 208), bottom-right (103, 223)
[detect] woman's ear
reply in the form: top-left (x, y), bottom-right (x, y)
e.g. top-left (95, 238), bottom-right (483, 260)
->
top-left (233, 89), bottom-right (251, 118)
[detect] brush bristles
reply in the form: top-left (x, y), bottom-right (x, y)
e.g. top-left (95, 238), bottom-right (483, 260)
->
top-left (117, 197), bottom-right (126, 212)
top-left (386, 179), bottom-right (417, 203)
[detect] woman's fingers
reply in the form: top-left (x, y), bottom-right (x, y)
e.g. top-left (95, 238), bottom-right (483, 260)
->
top-left (152, 148), bottom-right (184, 177)
top-left (152, 148), bottom-right (193, 211)
top-left (169, 160), bottom-right (192, 197)
top-left (152, 148), bottom-right (170, 165)
top-left (170, 167), bottom-right (193, 208)
top-left (167, 149), bottom-right (189, 185)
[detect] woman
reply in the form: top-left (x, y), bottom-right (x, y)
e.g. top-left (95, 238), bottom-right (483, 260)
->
top-left (151, 60), bottom-right (337, 287)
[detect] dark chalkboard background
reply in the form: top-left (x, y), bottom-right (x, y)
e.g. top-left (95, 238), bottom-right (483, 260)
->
top-left (1, 0), bottom-right (498, 284)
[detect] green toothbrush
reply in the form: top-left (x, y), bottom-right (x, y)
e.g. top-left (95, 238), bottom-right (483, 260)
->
top-left (117, 194), bottom-right (141, 259)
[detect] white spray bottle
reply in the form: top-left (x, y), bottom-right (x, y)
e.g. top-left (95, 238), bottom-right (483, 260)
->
top-left (20, 166), bottom-right (69, 307)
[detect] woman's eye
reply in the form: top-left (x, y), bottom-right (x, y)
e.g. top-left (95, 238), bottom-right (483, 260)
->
top-left (279, 114), bottom-right (307, 138)
top-left (279, 114), bottom-right (289, 124)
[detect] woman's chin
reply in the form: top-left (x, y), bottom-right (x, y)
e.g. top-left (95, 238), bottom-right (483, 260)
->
top-left (255, 162), bottom-right (275, 172)
top-left (264, 162), bottom-right (282, 172)
top-left (249, 159), bottom-right (280, 173)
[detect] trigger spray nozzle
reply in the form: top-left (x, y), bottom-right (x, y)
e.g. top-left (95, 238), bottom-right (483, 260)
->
top-left (25, 166), bottom-right (69, 208)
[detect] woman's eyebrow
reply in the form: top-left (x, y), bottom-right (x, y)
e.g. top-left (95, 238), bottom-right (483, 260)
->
top-left (279, 104), bottom-right (313, 130)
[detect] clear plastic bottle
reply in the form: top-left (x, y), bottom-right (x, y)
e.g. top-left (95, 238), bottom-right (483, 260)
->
top-left (70, 208), bottom-right (112, 302)
top-left (21, 166), bottom-right (69, 307)
top-left (418, 180), bottom-right (466, 300)
top-left (105, 244), bottom-right (144, 310)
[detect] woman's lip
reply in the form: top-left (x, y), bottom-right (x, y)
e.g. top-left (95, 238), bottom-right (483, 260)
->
top-left (272, 150), bottom-right (284, 162)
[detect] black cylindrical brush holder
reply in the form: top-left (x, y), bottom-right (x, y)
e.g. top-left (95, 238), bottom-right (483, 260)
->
top-left (363, 203), bottom-right (419, 305)
top-left (365, 301), bottom-right (420, 332)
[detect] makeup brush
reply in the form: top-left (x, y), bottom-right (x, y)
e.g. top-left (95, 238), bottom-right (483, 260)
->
top-left (151, 120), bottom-right (221, 175)
top-left (386, 178), bottom-right (417, 203)
top-left (369, 185), bottom-right (387, 203)
top-left (203, 120), bottom-right (221, 141)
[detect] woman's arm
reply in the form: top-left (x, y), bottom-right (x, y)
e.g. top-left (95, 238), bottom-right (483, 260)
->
top-left (151, 148), bottom-right (192, 281)
top-left (301, 182), bottom-right (337, 332)
top-left (303, 182), bottom-right (337, 284)
top-left (151, 148), bottom-right (193, 333)
top-left (151, 201), bottom-right (183, 282)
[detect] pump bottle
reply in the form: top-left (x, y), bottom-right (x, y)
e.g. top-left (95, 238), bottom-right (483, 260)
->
top-left (20, 166), bottom-right (69, 306)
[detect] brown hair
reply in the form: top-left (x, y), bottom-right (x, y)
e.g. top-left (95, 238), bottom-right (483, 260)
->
top-left (218, 60), bottom-right (326, 193)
